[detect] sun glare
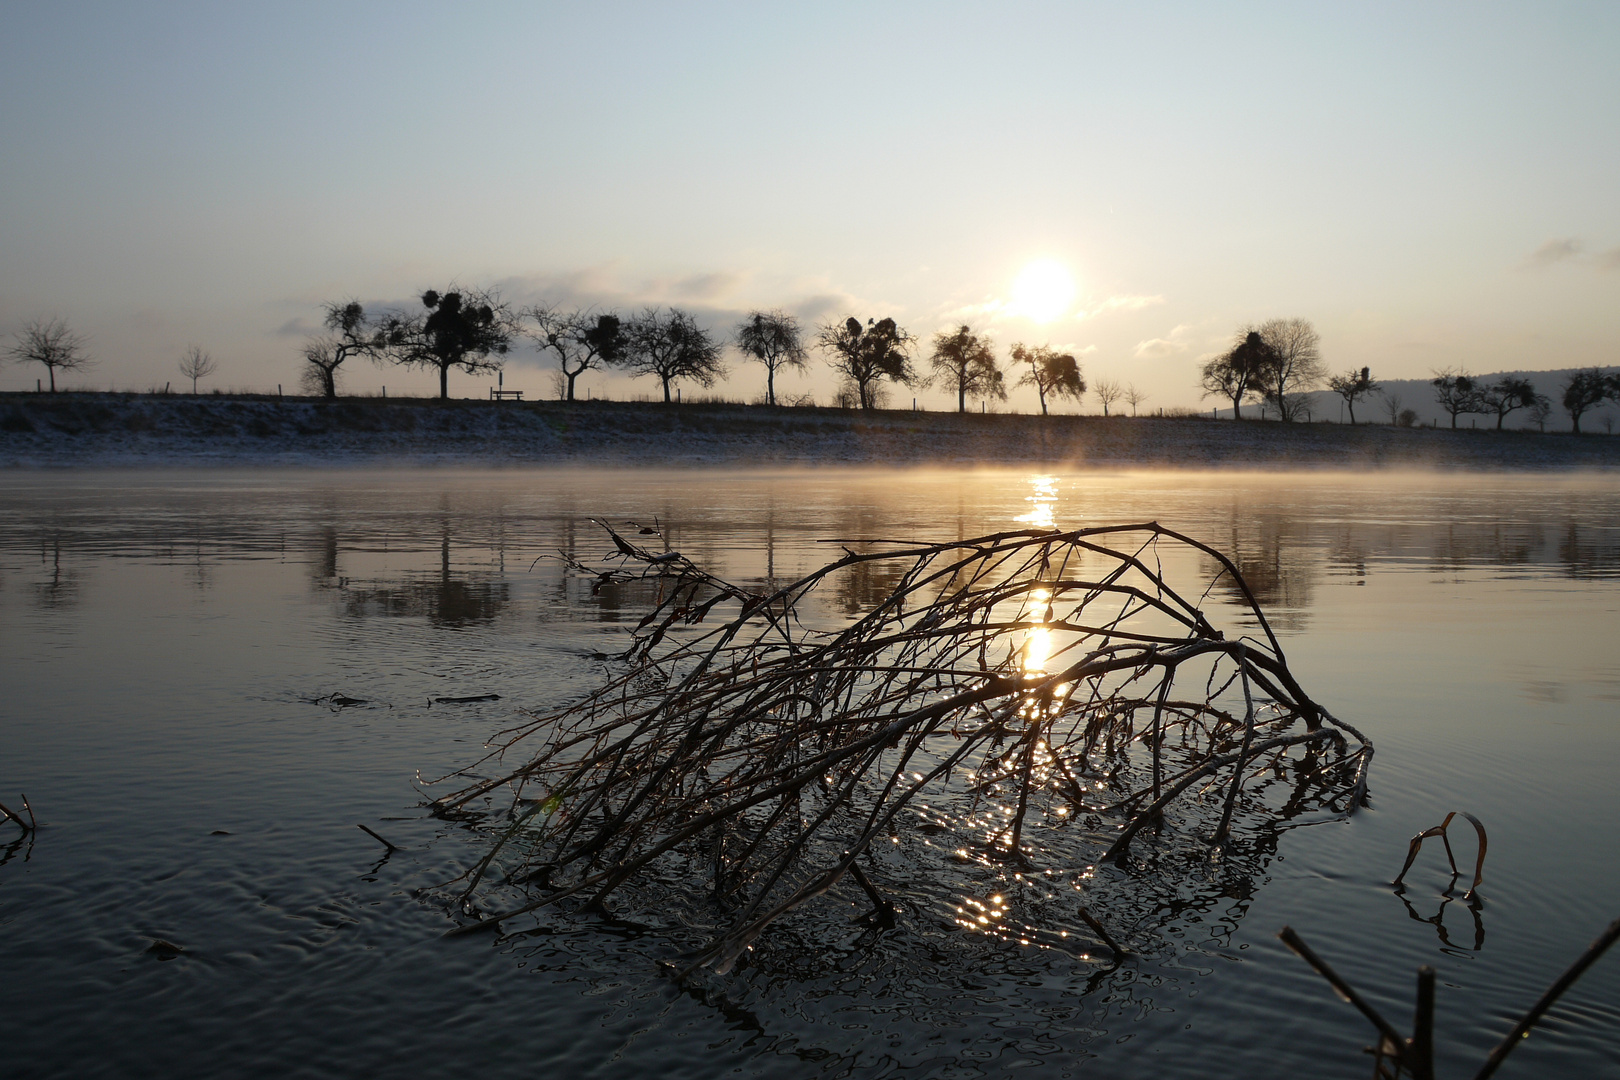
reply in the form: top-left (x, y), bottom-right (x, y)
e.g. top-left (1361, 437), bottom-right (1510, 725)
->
top-left (1010, 260), bottom-right (1077, 323)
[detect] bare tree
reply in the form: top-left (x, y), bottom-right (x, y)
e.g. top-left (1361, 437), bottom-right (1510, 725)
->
top-left (927, 325), bottom-right (1003, 413)
top-left (1376, 387), bottom-right (1405, 425)
top-left (817, 317), bottom-right (916, 410)
top-left (1562, 368), bottom-right (1613, 434)
top-left (1477, 375), bottom-right (1542, 431)
top-left (301, 300), bottom-right (392, 400)
top-left (621, 307), bottom-right (726, 402)
top-left (526, 307), bottom-right (626, 402)
top-left (1431, 367), bottom-right (1483, 429)
top-left (1198, 331), bottom-right (1273, 419)
top-left (1254, 318), bottom-right (1326, 422)
top-left (178, 345), bottom-right (217, 394)
top-left (1326, 366), bottom-right (1377, 424)
top-left (7, 318), bottom-right (92, 392)
top-left (1093, 378), bottom-right (1122, 416)
top-left (1124, 383), bottom-right (1148, 416)
top-left (734, 310), bottom-right (808, 407)
top-left (1528, 395), bottom-right (1552, 432)
top-left (1011, 343), bottom-right (1084, 415)
top-left (382, 288), bottom-right (513, 399)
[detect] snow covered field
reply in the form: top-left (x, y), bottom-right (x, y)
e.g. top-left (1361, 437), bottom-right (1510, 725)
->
top-left (4, 392), bottom-right (1618, 471)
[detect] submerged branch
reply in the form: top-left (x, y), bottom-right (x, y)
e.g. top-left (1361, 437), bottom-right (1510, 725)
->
top-left (432, 522), bottom-right (1371, 964)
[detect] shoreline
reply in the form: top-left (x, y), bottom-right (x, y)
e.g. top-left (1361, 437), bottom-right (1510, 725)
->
top-left (4, 391), bottom-right (1620, 471)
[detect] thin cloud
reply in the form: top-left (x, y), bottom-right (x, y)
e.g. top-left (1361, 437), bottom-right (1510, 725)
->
top-left (272, 316), bottom-right (321, 338)
top-left (1080, 295), bottom-right (1165, 320)
top-left (1526, 238), bottom-right (1583, 268)
top-left (672, 272), bottom-right (744, 301)
top-left (1132, 324), bottom-right (1192, 359)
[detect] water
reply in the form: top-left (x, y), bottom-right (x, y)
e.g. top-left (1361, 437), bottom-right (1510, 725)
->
top-left (2, 468), bottom-right (1618, 1079)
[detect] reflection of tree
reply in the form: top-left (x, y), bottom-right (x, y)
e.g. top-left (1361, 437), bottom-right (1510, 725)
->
top-left (1558, 522), bottom-right (1620, 577)
top-left (311, 526), bottom-right (339, 584)
top-left (336, 531), bottom-right (509, 626)
top-left (834, 553), bottom-right (911, 615)
top-left (33, 537), bottom-right (80, 609)
top-left (1203, 517), bottom-right (1317, 631)
top-left (1430, 523), bottom-right (1537, 571)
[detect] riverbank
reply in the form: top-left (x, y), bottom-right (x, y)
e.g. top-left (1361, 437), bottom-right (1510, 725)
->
top-left (4, 391), bottom-right (1619, 470)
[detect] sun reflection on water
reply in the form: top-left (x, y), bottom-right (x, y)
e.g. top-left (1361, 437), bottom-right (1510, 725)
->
top-left (1016, 474), bottom-right (1060, 530)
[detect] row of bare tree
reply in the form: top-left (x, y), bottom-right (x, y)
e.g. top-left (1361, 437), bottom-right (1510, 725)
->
top-left (1197, 318), bottom-right (1616, 431)
top-left (1432, 367), bottom-right (1620, 433)
top-left (298, 289), bottom-right (1135, 413)
top-left (5, 318), bottom-right (222, 394)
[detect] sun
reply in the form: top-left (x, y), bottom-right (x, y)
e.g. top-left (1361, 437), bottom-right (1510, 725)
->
top-left (1010, 260), bottom-right (1077, 323)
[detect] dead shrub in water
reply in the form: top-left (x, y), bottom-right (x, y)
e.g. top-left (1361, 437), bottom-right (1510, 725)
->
top-left (431, 522), bottom-right (1372, 970)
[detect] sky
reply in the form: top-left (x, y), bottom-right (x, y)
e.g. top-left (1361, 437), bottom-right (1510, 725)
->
top-left (1, 1), bottom-right (1616, 409)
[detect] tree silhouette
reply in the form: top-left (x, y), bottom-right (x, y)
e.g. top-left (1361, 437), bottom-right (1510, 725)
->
top-left (1431, 368), bottom-right (1482, 429)
top-left (1376, 387), bottom-right (1405, 425)
top-left (301, 300), bottom-right (392, 400)
top-left (622, 307), bottom-right (725, 402)
top-left (1093, 378), bottom-right (1122, 416)
top-left (1124, 383), bottom-right (1148, 416)
top-left (817, 316), bottom-right (915, 410)
top-left (927, 325), bottom-right (1003, 413)
top-left (1561, 368), bottom-right (1613, 434)
top-left (1327, 366), bottom-right (1377, 424)
top-left (1199, 331), bottom-right (1273, 419)
top-left (1011, 343), bottom-right (1084, 415)
top-left (1477, 375), bottom-right (1542, 430)
top-left (178, 345), bottom-right (217, 393)
top-left (385, 288), bottom-right (513, 399)
top-left (734, 310), bottom-right (808, 407)
top-left (526, 307), bottom-right (626, 402)
top-left (1529, 395), bottom-right (1553, 432)
top-left (1253, 318), bottom-right (1326, 422)
top-left (7, 318), bottom-right (91, 392)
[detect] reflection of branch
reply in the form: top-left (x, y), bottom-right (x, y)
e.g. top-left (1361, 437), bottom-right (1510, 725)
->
top-left (1394, 882), bottom-right (1486, 952)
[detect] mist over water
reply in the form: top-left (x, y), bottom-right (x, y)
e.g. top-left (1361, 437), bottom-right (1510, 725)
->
top-left (2, 468), bottom-right (1617, 1079)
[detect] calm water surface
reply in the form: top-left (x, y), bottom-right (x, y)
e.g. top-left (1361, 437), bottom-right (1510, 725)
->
top-left (2, 468), bottom-right (1618, 1079)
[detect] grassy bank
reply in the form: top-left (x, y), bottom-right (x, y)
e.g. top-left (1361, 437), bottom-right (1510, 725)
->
top-left (3, 391), bottom-right (1619, 470)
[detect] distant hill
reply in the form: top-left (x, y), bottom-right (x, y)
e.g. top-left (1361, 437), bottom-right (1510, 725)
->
top-left (1214, 367), bottom-right (1618, 432)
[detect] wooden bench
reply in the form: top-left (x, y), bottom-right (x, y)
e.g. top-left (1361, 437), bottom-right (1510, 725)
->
top-left (490, 389), bottom-right (524, 401)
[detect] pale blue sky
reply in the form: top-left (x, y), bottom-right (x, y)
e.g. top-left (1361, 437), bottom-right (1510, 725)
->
top-left (2, 1), bottom-right (1616, 406)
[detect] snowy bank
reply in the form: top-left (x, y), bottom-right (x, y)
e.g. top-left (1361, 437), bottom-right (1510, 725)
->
top-left (3, 393), bottom-right (1619, 470)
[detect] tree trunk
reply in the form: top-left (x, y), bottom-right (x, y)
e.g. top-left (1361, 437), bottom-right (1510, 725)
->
top-left (1572, 414), bottom-right (1582, 434)
top-left (323, 369), bottom-right (337, 399)
top-left (1038, 387), bottom-right (1049, 416)
top-left (767, 368), bottom-right (776, 407)
top-left (565, 368), bottom-right (578, 402)
top-left (1230, 393), bottom-right (1242, 420)
top-left (49, 366), bottom-right (57, 393)
top-left (958, 384), bottom-right (966, 413)
top-left (439, 363), bottom-right (450, 400)
top-left (1347, 402), bottom-right (1356, 425)
top-left (662, 377), bottom-right (672, 403)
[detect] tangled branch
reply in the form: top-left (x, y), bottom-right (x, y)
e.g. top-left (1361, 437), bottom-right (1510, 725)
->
top-left (432, 522), bottom-right (1372, 971)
